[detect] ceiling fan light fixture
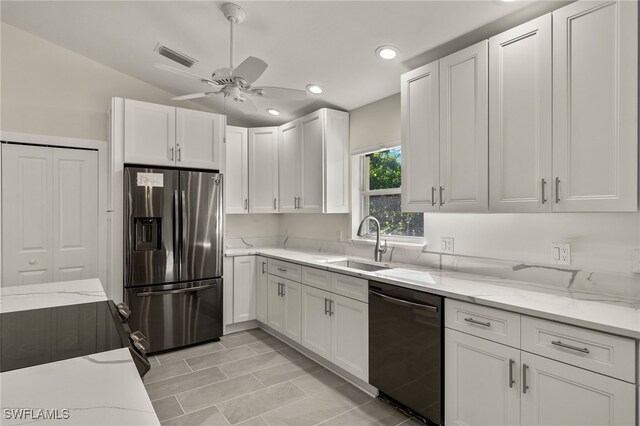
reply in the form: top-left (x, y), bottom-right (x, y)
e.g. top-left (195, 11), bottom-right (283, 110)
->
top-left (306, 84), bottom-right (323, 94)
top-left (375, 45), bottom-right (399, 60)
top-left (266, 108), bottom-right (280, 116)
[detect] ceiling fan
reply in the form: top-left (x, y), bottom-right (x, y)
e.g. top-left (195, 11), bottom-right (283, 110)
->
top-left (155, 3), bottom-right (307, 115)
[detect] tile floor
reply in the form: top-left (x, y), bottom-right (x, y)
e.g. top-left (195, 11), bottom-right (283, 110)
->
top-left (144, 328), bottom-right (420, 426)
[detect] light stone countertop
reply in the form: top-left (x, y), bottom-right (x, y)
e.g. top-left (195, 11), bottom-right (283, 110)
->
top-left (226, 247), bottom-right (640, 339)
top-left (0, 279), bottom-right (159, 425)
top-left (0, 279), bottom-right (107, 313)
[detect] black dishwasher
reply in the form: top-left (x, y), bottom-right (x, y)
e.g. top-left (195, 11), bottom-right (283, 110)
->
top-left (369, 281), bottom-right (443, 425)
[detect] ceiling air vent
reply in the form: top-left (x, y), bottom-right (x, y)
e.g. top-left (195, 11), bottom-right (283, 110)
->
top-left (154, 43), bottom-right (198, 68)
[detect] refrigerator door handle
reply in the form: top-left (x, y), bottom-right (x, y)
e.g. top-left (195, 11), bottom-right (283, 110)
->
top-left (136, 283), bottom-right (218, 297)
top-left (181, 189), bottom-right (187, 267)
top-left (173, 190), bottom-right (180, 274)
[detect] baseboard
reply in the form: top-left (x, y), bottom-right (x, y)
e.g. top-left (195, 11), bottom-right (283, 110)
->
top-left (224, 320), bottom-right (259, 335)
top-left (257, 322), bottom-right (378, 397)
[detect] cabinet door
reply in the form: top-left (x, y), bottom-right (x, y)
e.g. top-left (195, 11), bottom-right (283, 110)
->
top-left (439, 40), bottom-right (489, 212)
top-left (301, 285), bottom-right (332, 359)
top-left (401, 60), bottom-right (440, 212)
top-left (52, 148), bottom-right (99, 282)
top-left (278, 120), bottom-right (301, 212)
top-left (330, 294), bottom-right (368, 381)
top-left (521, 352), bottom-right (635, 426)
top-left (233, 256), bottom-right (256, 323)
top-left (324, 109), bottom-right (350, 213)
top-left (552, 0), bottom-right (637, 212)
top-left (445, 329), bottom-right (521, 426)
top-left (489, 15), bottom-right (552, 213)
top-left (255, 256), bottom-right (269, 323)
top-left (124, 99), bottom-right (175, 166)
top-left (176, 108), bottom-right (224, 170)
top-left (267, 275), bottom-right (284, 333)
top-left (1, 144), bottom-right (54, 285)
top-left (225, 126), bottom-right (248, 214)
top-left (249, 127), bottom-right (279, 213)
top-left (283, 279), bottom-right (302, 343)
top-left (299, 111), bottom-right (324, 213)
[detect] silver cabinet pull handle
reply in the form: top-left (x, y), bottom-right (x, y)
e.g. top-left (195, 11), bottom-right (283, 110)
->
top-left (509, 359), bottom-right (515, 388)
top-left (244, 198), bottom-right (248, 210)
top-left (541, 178), bottom-right (547, 204)
top-left (294, 196), bottom-right (297, 209)
top-left (329, 299), bottom-right (334, 316)
top-left (177, 146), bottom-right (182, 161)
top-left (277, 282), bottom-right (282, 296)
top-left (555, 177), bottom-right (560, 203)
top-left (170, 146), bottom-right (175, 161)
top-left (281, 283), bottom-right (286, 297)
top-left (431, 187), bottom-right (436, 207)
top-left (551, 340), bottom-right (590, 354)
top-left (522, 364), bottom-right (529, 394)
top-left (277, 267), bottom-right (287, 272)
top-left (464, 317), bottom-right (491, 327)
top-left (273, 198), bottom-right (277, 210)
top-left (261, 262), bottom-right (266, 274)
top-left (439, 186), bottom-right (444, 206)
top-left (324, 298), bottom-right (329, 315)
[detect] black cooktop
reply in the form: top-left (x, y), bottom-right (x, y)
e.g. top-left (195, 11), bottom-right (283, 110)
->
top-left (0, 301), bottom-right (128, 373)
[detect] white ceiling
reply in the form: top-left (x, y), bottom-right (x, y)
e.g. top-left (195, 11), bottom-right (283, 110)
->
top-left (1, 0), bottom-right (541, 126)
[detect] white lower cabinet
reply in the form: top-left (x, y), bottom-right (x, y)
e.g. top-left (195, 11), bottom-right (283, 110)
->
top-left (267, 275), bottom-right (301, 343)
top-left (233, 256), bottom-right (256, 323)
top-left (255, 256), bottom-right (269, 323)
top-left (521, 352), bottom-right (635, 426)
top-left (445, 329), bottom-right (521, 426)
top-left (301, 284), bottom-right (368, 381)
top-left (445, 300), bottom-right (637, 426)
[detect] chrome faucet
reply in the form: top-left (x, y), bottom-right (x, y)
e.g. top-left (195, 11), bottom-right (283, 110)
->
top-left (356, 215), bottom-right (388, 262)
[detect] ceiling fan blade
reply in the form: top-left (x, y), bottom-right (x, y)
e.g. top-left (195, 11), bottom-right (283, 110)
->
top-left (155, 63), bottom-right (218, 85)
top-left (253, 86), bottom-right (307, 100)
top-left (236, 96), bottom-right (259, 115)
top-left (232, 56), bottom-right (268, 84)
top-left (172, 92), bottom-right (214, 101)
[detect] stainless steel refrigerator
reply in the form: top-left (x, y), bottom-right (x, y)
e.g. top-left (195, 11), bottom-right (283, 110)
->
top-left (124, 166), bottom-right (223, 353)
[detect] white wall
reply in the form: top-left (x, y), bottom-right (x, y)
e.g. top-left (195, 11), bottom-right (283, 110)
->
top-left (226, 214), bottom-right (280, 239)
top-left (0, 23), bottom-right (246, 141)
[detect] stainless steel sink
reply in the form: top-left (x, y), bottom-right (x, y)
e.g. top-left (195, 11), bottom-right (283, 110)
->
top-left (327, 259), bottom-right (391, 272)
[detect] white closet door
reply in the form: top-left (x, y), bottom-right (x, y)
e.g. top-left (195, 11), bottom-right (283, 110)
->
top-left (2, 144), bottom-right (54, 286)
top-left (439, 40), bottom-right (489, 212)
top-left (249, 127), bottom-right (279, 213)
top-left (52, 148), bottom-right (99, 282)
top-left (225, 126), bottom-right (249, 214)
top-left (489, 15), bottom-right (552, 213)
top-left (552, 0), bottom-right (637, 212)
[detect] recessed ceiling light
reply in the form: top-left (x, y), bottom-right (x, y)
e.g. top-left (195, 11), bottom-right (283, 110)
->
top-left (306, 84), bottom-right (323, 94)
top-left (266, 108), bottom-right (280, 116)
top-left (375, 45), bottom-right (399, 60)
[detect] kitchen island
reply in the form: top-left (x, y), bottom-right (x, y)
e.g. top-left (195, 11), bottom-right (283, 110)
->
top-left (0, 279), bottom-right (159, 425)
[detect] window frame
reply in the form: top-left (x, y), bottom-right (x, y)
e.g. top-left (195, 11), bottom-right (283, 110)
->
top-left (351, 144), bottom-right (425, 245)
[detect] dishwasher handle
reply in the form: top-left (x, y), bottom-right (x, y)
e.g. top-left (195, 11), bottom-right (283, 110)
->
top-left (369, 289), bottom-right (439, 312)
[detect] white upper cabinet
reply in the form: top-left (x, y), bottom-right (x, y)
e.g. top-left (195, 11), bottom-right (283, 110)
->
top-left (176, 108), bottom-right (224, 170)
top-left (122, 99), bottom-right (223, 170)
top-left (124, 99), bottom-right (176, 167)
top-left (279, 109), bottom-right (350, 214)
top-left (489, 15), bottom-right (552, 213)
top-left (225, 126), bottom-right (249, 214)
top-left (552, 0), bottom-right (637, 212)
top-left (439, 40), bottom-right (489, 212)
top-left (401, 60), bottom-right (440, 212)
top-left (249, 127), bottom-right (279, 213)
top-left (279, 120), bottom-right (301, 213)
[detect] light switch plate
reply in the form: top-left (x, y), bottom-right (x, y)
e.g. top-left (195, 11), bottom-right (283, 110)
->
top-left (551, 242), bottom-right (571, 265)
top-left (441, 237), bottom-right (454, 254)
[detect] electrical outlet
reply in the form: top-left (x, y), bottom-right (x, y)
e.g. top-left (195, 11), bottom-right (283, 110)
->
top-left (631, 249), bottom-right (640, 273)
top-left (441, 237), bottom-right (454, 254)
top-left (551, 242), bottom-right (571, 265)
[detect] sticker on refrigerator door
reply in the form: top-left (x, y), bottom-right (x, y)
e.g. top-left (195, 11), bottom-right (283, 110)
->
top-left (137, 173), bottom-right (164, 187)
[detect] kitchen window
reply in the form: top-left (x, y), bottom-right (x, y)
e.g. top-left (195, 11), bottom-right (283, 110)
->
top-left (353, 146), bottom-right (424, 242)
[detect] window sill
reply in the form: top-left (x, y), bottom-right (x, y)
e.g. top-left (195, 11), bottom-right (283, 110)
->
top-left (349, 237), bottom-right (427, 250)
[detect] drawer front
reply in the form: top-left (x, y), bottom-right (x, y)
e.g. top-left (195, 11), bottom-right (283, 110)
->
top-left (331, 273), bottom-right (368, 303)
top-left (301, 266), bottom-right (332, 291)
top-left (521, 316), bottom-right (636, 383)
top-left (445, 299), bottom-right (521, 348)
top-left (268, 259), bottom-right (302, 282)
